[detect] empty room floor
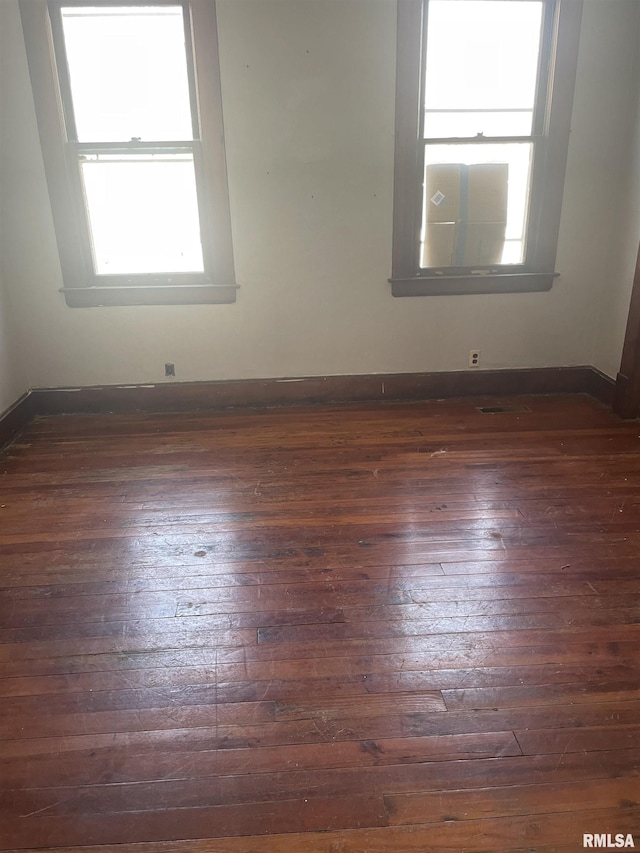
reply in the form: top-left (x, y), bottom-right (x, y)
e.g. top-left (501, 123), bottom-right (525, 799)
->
top-left (0, 393), bottom-right (639, 852)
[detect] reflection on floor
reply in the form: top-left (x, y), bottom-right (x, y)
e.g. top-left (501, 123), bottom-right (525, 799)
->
top-left (1, 394), bottom-right (639, 851)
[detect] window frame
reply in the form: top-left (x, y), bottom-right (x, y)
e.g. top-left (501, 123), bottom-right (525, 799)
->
top-left (389, 0), bottom-right (583, 297)
top-left (19, 0), bottom-right (238, 307)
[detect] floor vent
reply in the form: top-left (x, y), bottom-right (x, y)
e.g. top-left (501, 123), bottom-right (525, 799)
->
top-left (478, 404), bottom-right (531, 414)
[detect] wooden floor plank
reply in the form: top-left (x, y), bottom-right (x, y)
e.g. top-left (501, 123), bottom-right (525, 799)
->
top-left (2, 637), bottom-right (640, 684)
top-left (2, 699), bottom-right (639, 766)
top-left (6, 808), bottom-right (640, 853)
top-left (2, 749), bottom-right (639, 817)
top-left (1, 394), bottom-right (639, 851)
top-left (3, 655), bottom-right (639, 699)
top-left (385, 776), bottom-right (639, 824)
top-left (0, 731), bottom-right (521, 789)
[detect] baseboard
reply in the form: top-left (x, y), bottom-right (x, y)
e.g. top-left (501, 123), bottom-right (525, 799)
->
top-left (585, 366), bottom-right (616, 407)
top-left (30, 366), bottom-right (613, 415)
top-left (0, 392), bottom-right (35, 450)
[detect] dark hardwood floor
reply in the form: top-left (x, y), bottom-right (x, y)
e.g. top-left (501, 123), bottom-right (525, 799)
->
top-left (0, 393), bottom-right (638, 852)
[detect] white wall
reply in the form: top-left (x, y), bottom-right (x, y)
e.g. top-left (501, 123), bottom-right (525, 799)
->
top-left (0, 3), bottom-right (28, 411)
top-left (0, 276), bottom-right (26, 413)
top-left (0, 0), bottom-right (638, 389)
top-left (592, 3), bottom-right (640, 379)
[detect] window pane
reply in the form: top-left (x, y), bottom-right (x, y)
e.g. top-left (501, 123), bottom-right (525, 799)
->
top-left (423, 0), bottom-right (543, 138)
top-left (61, 6), bottom-right (193, 142)
top-left (425, 110), bottom-right (533, 139)
top-left (421, 143), bottom-right (533, 267)
top-left (80, 155), bottom-right (204, 274)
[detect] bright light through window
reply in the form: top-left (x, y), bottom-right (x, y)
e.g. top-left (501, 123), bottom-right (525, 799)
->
top-left (58, 5), bottom-right (204, 277)
top-left (421, 0), bottom-right (544, 268)
top-left (424, 0), bottom-right (543, 138)
top-left (20, 0), bottom-right (237, 305)
top-left (81, 154), bottom-right (204, 274)
top-left (422, 143), bottom-right (533, 267)
top-left (61, 6), bottom-right (193, 142)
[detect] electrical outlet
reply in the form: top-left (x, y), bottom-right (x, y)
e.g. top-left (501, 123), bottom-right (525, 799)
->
top-left (165, 363), bottom-right (175, 377)
top-left (469, 349), bottom-right (481, 368)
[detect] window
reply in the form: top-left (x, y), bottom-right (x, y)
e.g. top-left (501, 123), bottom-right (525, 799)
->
top-left (390, 0), bottom-right (583, 297)
top-left (19, 0), bottom-right (237, 307)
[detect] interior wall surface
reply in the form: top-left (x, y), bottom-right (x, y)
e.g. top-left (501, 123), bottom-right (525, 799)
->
top-left (0, 3), bottom-right (29, 411)
top-left (0, 276), bottom-right (26, 413)
top-left (591, 2), bottom-right (640, 380)
top-left (0, 0), bottom-right (637, 389)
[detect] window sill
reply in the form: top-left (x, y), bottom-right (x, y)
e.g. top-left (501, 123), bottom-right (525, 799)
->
top-left (389, 272), bottom-right (557, 297)
top-left (60, 283), bottom-right (239, 308)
